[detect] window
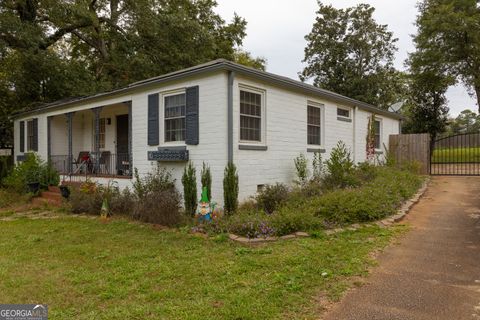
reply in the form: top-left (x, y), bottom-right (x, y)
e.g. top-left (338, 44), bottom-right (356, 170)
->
top-left (307, 105), bottom-right (322, 145)
top-left (337, 107), bottom-right (350, 118)
top-left (27, 120), bottom-right (34, 151)
top-left (164, 93), bottom-right (186, 142)
top-left (240, 90), bottom-right (262, 142)
top-left (374, 119), bottom-right (381, 149)
top-left (92, 118), bottom-right (106, 149)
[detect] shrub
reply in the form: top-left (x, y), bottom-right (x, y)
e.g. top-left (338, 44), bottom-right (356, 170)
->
top-left (323, 141), bottom-right (356, 189)
top-left (294, 153), bottom-right (308, 185)
top-left (315, 167), bottom-right (423, 225)
top-left (354, 162), bottom-right (378, 183)
top-left (223, 162), bottom-right (239, 215)
top-left (201, 162), bottom-right (212, 201)
top-left (131, 165), bottom-right (182, 226)
top-left (255, 183), bottom-right (289, 214)
top-left (133, 188), bottom-right (182, 226)
top-left (0, 156), bottom-right (13, 185)
top-left (182, 162), bottom-right (197, 216)
top-left (110, 187), bottom-right (134, 215)
top-left (3, 154), bottom-right (59, 193)
top-left (312, 152), bottom-right (324, 181)
top-left (69, 182), bottom-right (103, 214)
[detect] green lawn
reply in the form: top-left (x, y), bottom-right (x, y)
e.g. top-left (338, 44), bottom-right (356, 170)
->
top-left (0, 215), bottom-right (402, 319)
top-left (432, 147), bottom-right (480, 163)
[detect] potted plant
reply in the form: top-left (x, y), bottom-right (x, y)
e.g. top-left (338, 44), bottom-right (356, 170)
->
top-left (59, 185), bottom-right (70, 199)
top-left (25, 169), bottom-right (41, 194)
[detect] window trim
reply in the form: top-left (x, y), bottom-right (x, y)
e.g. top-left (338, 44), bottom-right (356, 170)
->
top-left (238, 85), bottom-right (266, 145)
top-left (337, 106), bottom-right (352, 121)
top-left (307, 101), bottom-right (325, 148)
top-left (160, 88), bottom-right (187, 146)
top-left (26, 119), bottom-right (35, 151)
top-left (373, 117), bottom-right (383, 151)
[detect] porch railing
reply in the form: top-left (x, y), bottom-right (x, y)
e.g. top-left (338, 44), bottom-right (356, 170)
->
top-left (49, 153), bottom-right (132, 179)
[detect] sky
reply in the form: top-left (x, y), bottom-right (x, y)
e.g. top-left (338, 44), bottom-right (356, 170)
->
top-left (215, 0), bottom-right (476, 117)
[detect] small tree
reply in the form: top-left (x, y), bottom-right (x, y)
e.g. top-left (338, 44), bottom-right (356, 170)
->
top-left (324, 141), bottom-right (356, 189)
top-left (294, 153), bottom-right (308, 185)
top-left (312, 152), bottom-right (324, 181)
top-left (201, 162), bottom-right (212, 202)
top-left (223, 162), bottom-right (239, 215)
top-left (182, 162), bottom-right (197, 216)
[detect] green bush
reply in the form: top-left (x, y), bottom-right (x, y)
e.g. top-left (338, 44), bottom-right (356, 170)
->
top-left (182, 162), bottom-right (197, 216)
top-left (255, 183), bottom-right (289, 214)
top-left (3, 154), bottom-right (59, 193)
top-left (201, 162), bottom-right (212, 201)
top-left (315, 167), bottom-right (422, 225)
top-left (0, 156), bottom-right (13, 185)
top-left (208, 166), bottom-right (423, 238)
top-left (323, 141), bottom-right (357, 189)
top-left (223, 162), bottom-right (239, 215)
top-left (294, 153), bottom-right (308, 185)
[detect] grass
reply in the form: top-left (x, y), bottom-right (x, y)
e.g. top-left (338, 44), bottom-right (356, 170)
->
top-left (432, 147), bottom-right (480, 163)
top-left (0, 216), bottom-right (404, 319)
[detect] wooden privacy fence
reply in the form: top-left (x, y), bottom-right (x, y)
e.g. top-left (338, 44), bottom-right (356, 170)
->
top-left (389, 134), bottom-right (431, 175)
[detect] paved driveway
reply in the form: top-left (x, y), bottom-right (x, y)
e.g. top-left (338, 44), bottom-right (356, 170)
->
top-left (323, 176), bottom-right (480, 320)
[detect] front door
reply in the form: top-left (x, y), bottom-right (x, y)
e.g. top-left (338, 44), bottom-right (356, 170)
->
top-left (116, 114), bottom-right (129, 175)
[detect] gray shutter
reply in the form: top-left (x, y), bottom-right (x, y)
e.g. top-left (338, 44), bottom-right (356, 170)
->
top-left (147, 93), bottom-right (159, 146)
top-left (19, 121), bottom-right (25, 152)
top-left (32, 118), bottom-right (38, 151)
top-left (185, 86), bottom-right (199, 145)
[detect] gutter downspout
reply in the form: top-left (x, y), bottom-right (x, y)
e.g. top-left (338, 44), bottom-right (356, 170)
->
top-left (227, 71), bottom-right (235, 163)
top-left (353, 106), bottom-right (358, 163)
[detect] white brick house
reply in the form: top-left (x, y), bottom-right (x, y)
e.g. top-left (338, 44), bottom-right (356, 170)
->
top-left (13, 59), bottom-right (402, 204)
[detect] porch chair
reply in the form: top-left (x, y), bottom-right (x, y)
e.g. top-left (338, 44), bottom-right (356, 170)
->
top-left (72, 151), bottom-right (91, 173)
top-left (98, 151), bottom-right (111, 175)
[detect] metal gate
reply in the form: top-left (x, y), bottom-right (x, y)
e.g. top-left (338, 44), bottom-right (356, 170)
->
top-left (430, 133), bottom-right (480, 175)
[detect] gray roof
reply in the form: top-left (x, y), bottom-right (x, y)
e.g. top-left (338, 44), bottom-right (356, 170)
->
top-left (15, 59), bottom-right (403, 120)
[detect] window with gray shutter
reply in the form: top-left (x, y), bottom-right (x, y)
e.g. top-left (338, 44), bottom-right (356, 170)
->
top-left (148, 94), bottom-right (159, 146)
top-left (164, 93), bottom-right (186, 142)
top-left (32, 118), bottom-right (38, 151)
top-left (185, 86), bottom-right (199, 145)
top-left (19, 121), bottom-right (25, 152)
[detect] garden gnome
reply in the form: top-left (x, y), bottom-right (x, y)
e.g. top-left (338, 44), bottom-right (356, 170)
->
top-left (196, 187), bottom-right (212, 222)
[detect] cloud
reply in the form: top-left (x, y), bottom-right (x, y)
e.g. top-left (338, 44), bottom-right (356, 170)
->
top-left (215, 0), bottom-right (476, 115)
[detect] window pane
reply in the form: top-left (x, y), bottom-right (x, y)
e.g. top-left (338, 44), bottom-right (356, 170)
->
top-left (165, 93), bottom-right (186, 142)
top-left (337, 108), bottom-right (350, 118)
top-left (307, 105), bottom-right (321, 145)
top-left (308, 125), bottom-right (321, 145)
top-left (240, 90), bottom-right (262, 141)
top-left (374, 120), bottom-right (381, 149)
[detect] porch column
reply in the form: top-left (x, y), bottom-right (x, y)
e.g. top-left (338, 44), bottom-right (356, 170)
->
top-left (47, 116), bottom-right (52, 161)
top-left (92, 107), bottom-right (102, 155)
top-left (65, 112), bottom-right (75, 174)
top-left (127, 101), bottom-right (132, 175)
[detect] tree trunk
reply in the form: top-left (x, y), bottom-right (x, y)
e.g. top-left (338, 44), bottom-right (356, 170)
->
top-left (475, 84), bottom-right (480, 114)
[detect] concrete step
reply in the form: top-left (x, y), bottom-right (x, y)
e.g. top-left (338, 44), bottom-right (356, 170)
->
top-left (41, 191), bottom-right (62, 201)
top-left (48, 186), bottom-right (60, 193)
top-left (31, 197), bottom-right (61, 207)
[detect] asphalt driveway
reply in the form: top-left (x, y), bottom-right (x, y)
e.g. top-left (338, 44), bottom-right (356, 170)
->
top-left (323, 176), bottom-right (480, 320)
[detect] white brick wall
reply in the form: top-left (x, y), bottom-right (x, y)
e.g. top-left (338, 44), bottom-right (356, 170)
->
top-left (13, 70), bottom-right (400, 206)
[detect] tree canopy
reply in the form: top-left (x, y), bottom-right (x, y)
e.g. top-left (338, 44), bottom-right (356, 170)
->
top-left (446, 109), bottom-right (480, 134)
top-left (0, 0), bottom-right (265, 147)
top-left (413, 0), bottom-right (480, 112)
top-left (300, 2), bottom-right (404, 109)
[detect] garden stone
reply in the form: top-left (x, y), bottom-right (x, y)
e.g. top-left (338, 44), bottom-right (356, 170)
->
top-left (280, 234), bottom-right (296, 240)
top-left (295, 232), bottom-right (309, 237)
top-left (229, 234), bottom-right (239, 240)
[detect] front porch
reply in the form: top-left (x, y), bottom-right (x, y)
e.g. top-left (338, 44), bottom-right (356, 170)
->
top-left (48, 101), bottom-right (132, 179)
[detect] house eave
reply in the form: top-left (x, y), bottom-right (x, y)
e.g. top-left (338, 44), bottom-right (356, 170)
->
top-left (13, 59), bottom-right (404, 120)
